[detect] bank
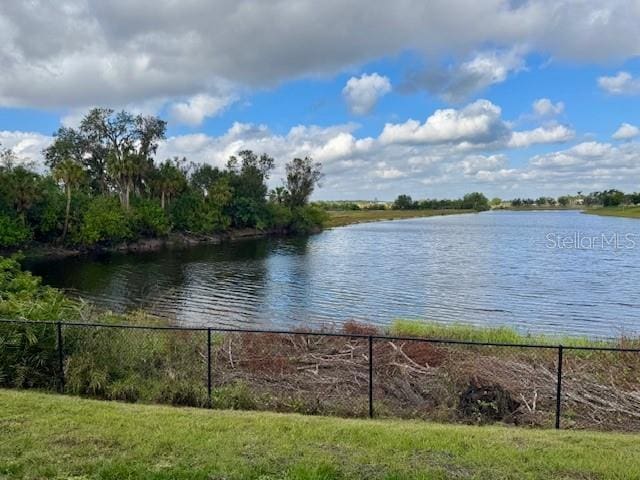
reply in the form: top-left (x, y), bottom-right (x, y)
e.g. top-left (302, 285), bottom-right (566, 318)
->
top-left (584, 206), bottom-right (640, 219)
top-left (13, 209), bottom-right (476, 260)
top-left (324, 208), bottom-right (475, 228)
top-left (8, 226), bottom-right (319, 261)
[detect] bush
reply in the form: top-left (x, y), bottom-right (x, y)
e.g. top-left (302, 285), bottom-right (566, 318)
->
top-left (266, 203), bottom-right (293, 231)
top-left (289, 205), bottom-right (328, 234)
top-left (28, 179), bottom-right (66, 242)
top-left (0, 256), bottom-right (80, 388)
top-left (0, 214), bottom-right (31, 248)
top-left (211, 381), bottom-right (258, 410)
top-left (0, 256), bottom-right (78, 322)
top-left (170, 190), bottom-right (230, 234)
top-left (130, 198), bottom-right (171, 237)
top-left (77, 197), bottom-right (132, 246)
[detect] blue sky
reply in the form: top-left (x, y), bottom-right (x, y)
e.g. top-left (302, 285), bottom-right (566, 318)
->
top-left (1, 1), bottom-right (640, 200)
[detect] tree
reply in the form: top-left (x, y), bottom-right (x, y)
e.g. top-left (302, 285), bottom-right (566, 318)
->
top-left (44, 126), bottom-right (107, 195)
top-left (6, 166), bottom-right (40, 224)
top-left (226, 150), bottom-right (275, 228)
top-left (190, 163), bottom-right (223, 198)
top-left (153, 158), bottom-right (187, 209)
top-left (461, 192), bottom-right (490, 211)
top-left (284, 157), bottom-right (322, 207)
top-left (490, 197), bottom-right (502, 206)
top-left (393, 194), bottom-right (414, 210)
top-left (269, 186), bottom-right (289, 205)
top-left (53, 158), bottom-right (85, 241)
top-left (79, 108), bottom-right (166, 209)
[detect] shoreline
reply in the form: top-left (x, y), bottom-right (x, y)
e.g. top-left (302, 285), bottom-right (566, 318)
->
top-left (583, 206), bottom-right (640, 219)
top-left (324, 208), bottom-right (476, 228)
top-left (12, 227), bottom-right (302, 261)
top-left (16, 209), bottom-right (476, 260)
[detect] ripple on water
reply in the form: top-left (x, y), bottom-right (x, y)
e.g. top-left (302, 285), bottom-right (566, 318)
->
top-left (27, 210), bottom-right (640, 338)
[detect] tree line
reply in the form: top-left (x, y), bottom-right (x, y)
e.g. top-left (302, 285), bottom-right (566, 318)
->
top-left (0, 108), bottom-right (325, 249)
top-left (392, 192), bottom-right (491, 211)
top-left (510, 190), bottom-right (640, 208)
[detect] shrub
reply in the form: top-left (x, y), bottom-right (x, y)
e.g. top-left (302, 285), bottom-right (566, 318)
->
top-left (266, 202), bottom-right (293, 231)
top-left (0, 255), bottom-right (78, 322)
top-left (155, 379), bottom-right (208, 407)
top-left (211, 381), bottom-right (258, 410)
top-left (170, 190), bottom-right (230, 233)
top-left (289, 205), bottom-right (328, 234)
top-left (130, 198), bottom-right (171, 237)
top-left (77, 197), bottom-right (132, 246)
top-left (0, 214), bottom-right (31, 248)
top-left (0, 256), bottom-right (79, 388)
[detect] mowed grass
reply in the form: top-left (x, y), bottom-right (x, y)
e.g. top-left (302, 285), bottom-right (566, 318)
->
top-left (2, 390), bottom-right (640, 480)
top-left (585, 206), bottom-right (640, 219)
top-left (324, 209), bottom-right (474, 228)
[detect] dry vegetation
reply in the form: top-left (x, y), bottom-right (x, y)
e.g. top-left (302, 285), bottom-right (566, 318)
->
top-left (206, 322), bottom-right (640, 431)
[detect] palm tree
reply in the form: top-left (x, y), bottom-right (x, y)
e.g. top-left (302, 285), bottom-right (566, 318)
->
top-left (107, 149), bottom-right (143, 210)
top-left (8, 166), bottom-right (40, 225)
top-left (53, 158), bottom-right (85, 241)
top-left (154, 159), bottom-right (186, 209)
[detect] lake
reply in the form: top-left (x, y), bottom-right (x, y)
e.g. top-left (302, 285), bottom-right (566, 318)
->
top-left (28, 210), bottom-right (640, 338)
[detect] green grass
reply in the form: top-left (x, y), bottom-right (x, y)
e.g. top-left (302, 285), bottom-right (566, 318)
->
top-left (389, 319), bottom-right (636, 348)
top-left (584, 206), bottom-right (640, 219)
top-left (324, 209), bottom-right (474, 228)
top-left (2, 390), bottom-right (640, 479)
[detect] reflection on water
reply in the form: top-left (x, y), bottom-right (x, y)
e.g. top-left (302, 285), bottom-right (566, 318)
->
top-left (28, 210), bottom-right (640, 338)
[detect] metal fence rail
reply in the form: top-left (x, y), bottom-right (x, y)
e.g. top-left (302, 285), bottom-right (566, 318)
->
top-left (2, 318), bottom-right (640, 430)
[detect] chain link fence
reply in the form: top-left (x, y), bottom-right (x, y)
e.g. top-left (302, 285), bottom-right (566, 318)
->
top-left (2, 319), bottom-right (640, 431)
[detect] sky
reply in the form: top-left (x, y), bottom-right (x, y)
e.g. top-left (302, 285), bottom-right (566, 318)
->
top-left (1, 1), bottom-right (640, 200)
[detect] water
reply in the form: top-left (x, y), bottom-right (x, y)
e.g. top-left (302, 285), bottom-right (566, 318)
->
top-left (28, 210), bottom-right (640, 338)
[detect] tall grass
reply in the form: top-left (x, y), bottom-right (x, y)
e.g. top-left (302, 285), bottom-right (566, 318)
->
top-left (389, 319), bottom-right (639, 348)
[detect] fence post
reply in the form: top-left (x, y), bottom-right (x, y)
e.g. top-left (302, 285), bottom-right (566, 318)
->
top-left (56, 322), bottom-right (65, 393)
top-left (555, 344), bottom-right (564, 429)
top-left (207, 328), bottom-right (212, 408)
top-left (368, 335), bottom-right (373, 419)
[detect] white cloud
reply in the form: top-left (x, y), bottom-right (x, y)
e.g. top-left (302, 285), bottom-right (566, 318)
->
top-left (169, 93), bottom-right (236, 126)
top-left (532, 98), bottom-right (564, 116)
top-left (459, 154), bottom-right (507, 175)
top-left (612, 122), bottom-right (640, 140)
top-left (598, 71), bottom-right (640, 95)
top-left (380, 99), bottom-right (510, 145)
top-left (342, 73), bottom-right (391, 115)
top-left (373, 162), bottom-right (405, 179)
top-left (1, 1), bottom-right (640, 109)
top-left (508, 124), bottom-right (574, 148)
top-left (403, 48), bottom-right (526, 102)
top-left (0, 130), bottom-right (52, 168)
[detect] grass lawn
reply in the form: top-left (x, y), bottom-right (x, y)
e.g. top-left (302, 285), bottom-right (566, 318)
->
top-left (584, 206), bottom-right (640, 219)
top-left (325, 209), bottom-right (474, 228)
top-left (1, 390), bottom-right (640, 479)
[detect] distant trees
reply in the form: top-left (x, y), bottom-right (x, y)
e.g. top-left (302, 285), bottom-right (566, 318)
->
top-left (390, 192), bottom-right (490, 212)
top-left (461, 192), bottom-right (490, 211)
top-left (393, 194), bottom-right (414, 210)
top-left (508, 190), bottom-right (640, 208)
